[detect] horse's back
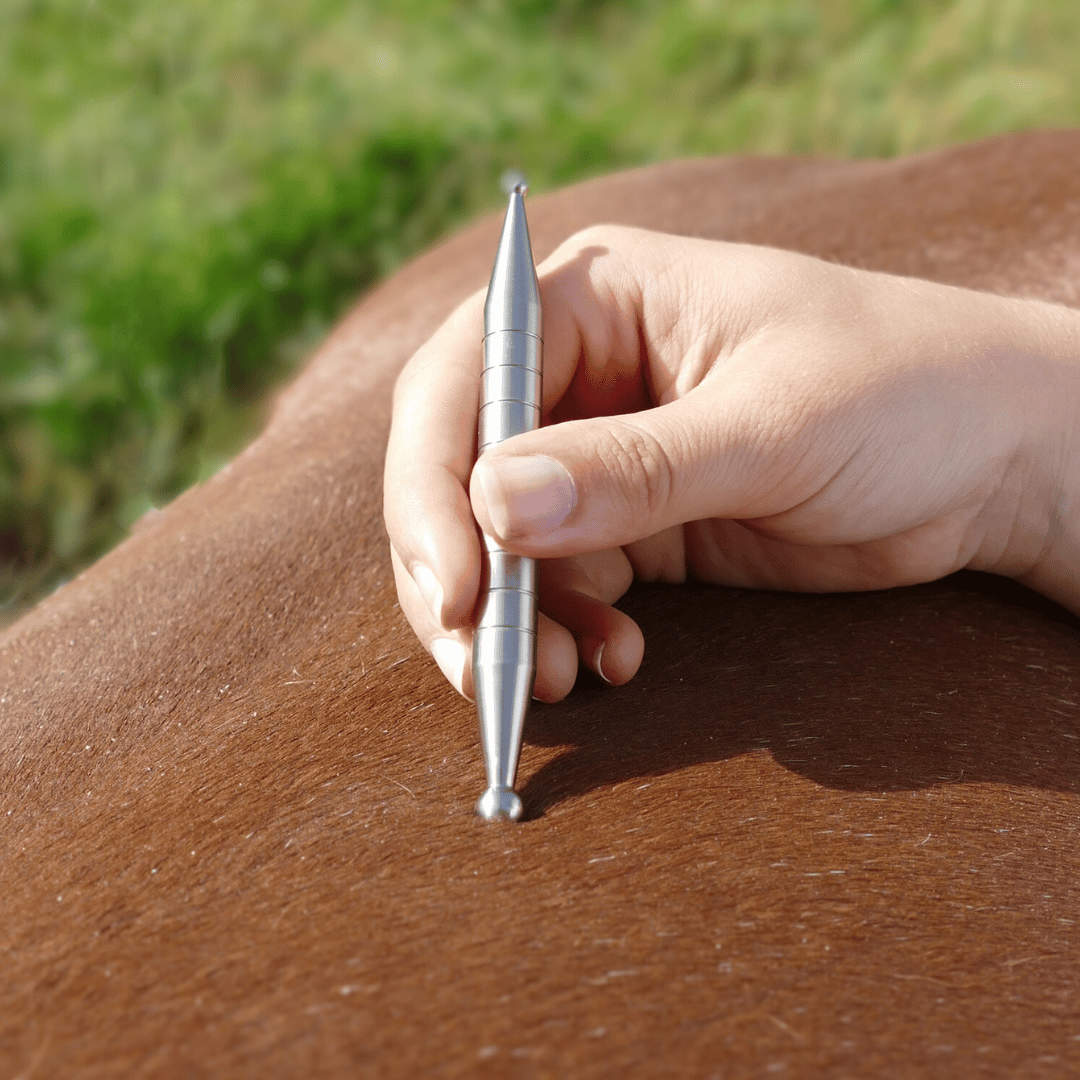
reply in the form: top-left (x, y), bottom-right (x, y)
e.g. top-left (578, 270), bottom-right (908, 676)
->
top-left (2, 129), bottom-right (1080, 1076)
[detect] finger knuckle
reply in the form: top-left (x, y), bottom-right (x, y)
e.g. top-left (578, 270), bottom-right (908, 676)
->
top-left (558, 222), bottom-right (646, 262)
top-left (608, 553), bottom-right (635, 600)
top-left (391, 353), bottom-right (423, 411)
top-left (569, 222), bottom-right (619, 250)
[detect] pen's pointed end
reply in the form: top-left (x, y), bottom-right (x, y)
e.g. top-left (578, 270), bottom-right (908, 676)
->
top-left (475, 786), bottom-right (524, 822)
top-left (486, 173), bottom-right (540, 334)
top-left (500, 169), bottom-right (528, 198)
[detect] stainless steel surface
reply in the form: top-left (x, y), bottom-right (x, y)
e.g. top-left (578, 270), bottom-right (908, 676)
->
top-left (474, 182), bottom-right (541, 823)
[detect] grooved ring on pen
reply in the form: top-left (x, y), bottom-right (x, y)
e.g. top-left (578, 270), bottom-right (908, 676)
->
top-left (476, 588), bottom-right (537, 629)
top-left (480, 551), bottom-right (538, 594)
top-left (482, 531), bottom-right (539, 557)
top-left (478, 400), bottom-right (540, 447)
top-left (482, 330), bottom-right (543, 343)
top-left (479, 585), bottom-right (539, 598)
top-left (481, 358), bottom-right (541, 371)
top-left (482, 397), bottom-right (538, 407)
top-left (478, 438), bottom-right (540, 453)
top-left (472, 626), bottom-right (539, 660)
top-left (482, 365), bottom-right (541, 403)
top-left (478, 398), bottom-right (541, 414)
top-left (483, 331), bottom-right (542, 369)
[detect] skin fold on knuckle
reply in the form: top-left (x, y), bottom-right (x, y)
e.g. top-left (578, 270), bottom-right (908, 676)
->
top-left (692, 373), bottom-right (808, 520)
top-left (602, 416), bottom-right (677, 526)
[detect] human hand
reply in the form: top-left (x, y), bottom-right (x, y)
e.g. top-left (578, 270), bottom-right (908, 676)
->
top-left (384, 225), bottom-right (1079, 700)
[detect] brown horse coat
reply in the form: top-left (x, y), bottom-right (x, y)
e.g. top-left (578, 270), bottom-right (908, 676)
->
top-left (2, 129), bottom-right (1079, 1076)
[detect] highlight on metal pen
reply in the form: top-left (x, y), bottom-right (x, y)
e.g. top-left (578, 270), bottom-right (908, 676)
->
top-left (473, 173), bottom-right (542, 822)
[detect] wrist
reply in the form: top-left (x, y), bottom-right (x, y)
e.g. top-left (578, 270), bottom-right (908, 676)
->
top-left (974, 297), bottom-right (1080, 613)
top-left (1015, 406), bottom-right (1080, 615)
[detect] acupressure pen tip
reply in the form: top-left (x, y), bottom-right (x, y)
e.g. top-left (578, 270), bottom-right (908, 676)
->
top-left (500, 169), bottom-right (528, 197)
top-left (475, 786), bottom-right (524, 822)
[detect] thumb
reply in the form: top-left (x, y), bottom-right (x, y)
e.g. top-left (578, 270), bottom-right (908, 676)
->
top-left (470, 394), bottom-right (749, 557)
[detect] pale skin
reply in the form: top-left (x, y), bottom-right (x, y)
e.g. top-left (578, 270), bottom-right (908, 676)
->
top-left (383, 225), bottom-right (1080, 701)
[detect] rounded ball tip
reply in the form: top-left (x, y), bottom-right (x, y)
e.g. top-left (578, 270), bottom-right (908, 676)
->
top-left (475, 786), bottom-right (524, 822)
top-left (500, 169), bottom-right (528, 197)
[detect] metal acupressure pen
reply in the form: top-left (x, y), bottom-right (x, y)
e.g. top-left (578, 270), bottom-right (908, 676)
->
top-left (473, 180), bottom-right (542, 823)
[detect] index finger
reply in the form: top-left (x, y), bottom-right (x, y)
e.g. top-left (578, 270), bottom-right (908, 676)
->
top-left (384, 289), bottom-right (487, 629)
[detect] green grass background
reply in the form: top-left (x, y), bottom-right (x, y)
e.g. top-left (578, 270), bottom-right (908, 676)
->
top-left (2, 0), bottom-right (1077, 612)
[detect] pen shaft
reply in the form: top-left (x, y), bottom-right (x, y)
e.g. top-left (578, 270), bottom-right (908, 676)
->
top-left (474, 331), bottom-right (541, 792)
top-left (473, 184), bottom-right (541, 820)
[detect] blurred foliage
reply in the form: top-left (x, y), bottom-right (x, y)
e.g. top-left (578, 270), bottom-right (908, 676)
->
top-left (1, 0), bottom-right (1077, 612)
